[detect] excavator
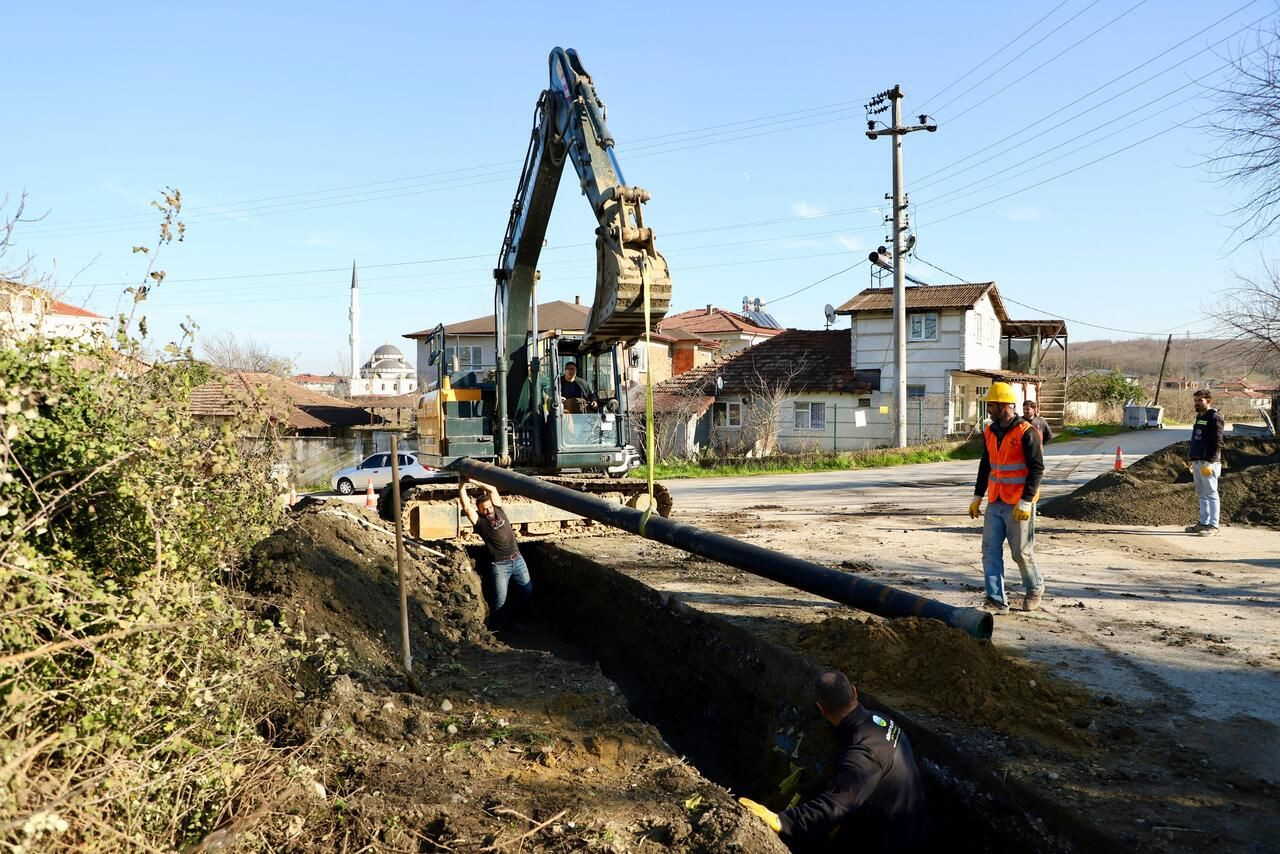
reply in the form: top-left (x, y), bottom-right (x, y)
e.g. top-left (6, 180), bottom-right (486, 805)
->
top-left (381, 47), bottom-right (675, 540)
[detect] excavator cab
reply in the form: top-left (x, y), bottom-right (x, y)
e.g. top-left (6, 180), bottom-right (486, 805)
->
top-left (523, 332), bottom-right (639, 476)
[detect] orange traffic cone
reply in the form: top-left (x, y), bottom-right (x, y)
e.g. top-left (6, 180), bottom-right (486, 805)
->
top-left (365, 479), bottom-right (375, 508)
top-left (1114, 446), bottom-right (1124, 471)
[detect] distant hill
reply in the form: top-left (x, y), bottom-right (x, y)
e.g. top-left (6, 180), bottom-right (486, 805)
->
top-left (1040, 338), bottom-right (1277, 386)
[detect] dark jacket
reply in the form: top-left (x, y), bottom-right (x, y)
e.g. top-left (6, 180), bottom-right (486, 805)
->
top-left (778, 706), bottom-right (930, 852)
top-left (974, 415), bottom-right (1045, 502)
top-left (1027, 415), bottom-right (1053, 444)
top-left (1189, 408), bottom-right (1224, 462)
top-left (560, 375), bottom-right (594, 400)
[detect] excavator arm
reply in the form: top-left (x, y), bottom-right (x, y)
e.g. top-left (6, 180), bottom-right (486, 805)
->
top-left (493, 47), bottom-right (671, 464)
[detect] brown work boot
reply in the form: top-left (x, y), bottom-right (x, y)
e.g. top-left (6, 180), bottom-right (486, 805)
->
top-left (1023, 590), bottom-right (1044, 611)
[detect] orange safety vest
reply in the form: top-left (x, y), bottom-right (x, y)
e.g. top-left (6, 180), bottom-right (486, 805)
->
top-left (984, 420), bottom-right (1034, 505)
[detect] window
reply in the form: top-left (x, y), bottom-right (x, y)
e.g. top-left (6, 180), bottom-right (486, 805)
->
top-left (975, 385), bottom-right (989, 398)
top-left (794, 402), bottom-right (826, 430)
top-left (445, 345), bottom-right (484, 369)
top-left (361, 454), bottom-right (389, 470)
top-left (398, 454), bottom-right (413, 467)
top-left (713, 401), bottom-right (742, 427)
top-left (907, 385), bottom-right (926, 400)
top-left (909, 312), bottom-right (938, 342)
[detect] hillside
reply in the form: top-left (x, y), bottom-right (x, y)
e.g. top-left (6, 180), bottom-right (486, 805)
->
top-left (1040, 337), bottom-right (1277, 385)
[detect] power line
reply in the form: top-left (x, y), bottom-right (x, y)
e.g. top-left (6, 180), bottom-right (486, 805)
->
top-left (916, 0), bottom-right (1074, 112)
top-left (943, 0), bottom-right (1152, 123)
top-left (767, 259), bottom-right (869, 305)
top-left (913, 2), bottom-right (1271, 189)
top-left (911, 255), bottom-right (1213, 336)
top-left (20, 103), bottom-right (867, 240)
top-left (929, 0), bottom-right (1103, 116)
top-left (64, 208), bottom-right (885, 291)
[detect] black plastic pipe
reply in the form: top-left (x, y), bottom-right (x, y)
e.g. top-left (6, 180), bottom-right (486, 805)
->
top-left (455, 459), bottom-right (993, 640)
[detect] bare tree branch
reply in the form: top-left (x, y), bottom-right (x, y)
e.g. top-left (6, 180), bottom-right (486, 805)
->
top-left (200, 331), bottom-right (294, 376)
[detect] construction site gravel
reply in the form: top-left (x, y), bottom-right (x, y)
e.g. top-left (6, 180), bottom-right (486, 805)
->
top-left (255, 432), bottom-right (1280, 851)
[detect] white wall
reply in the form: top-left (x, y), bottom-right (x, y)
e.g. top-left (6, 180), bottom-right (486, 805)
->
top-left (853, 309), bottom-right (963, 396)
top-left (963, 294), bottom-right (1003, 371)
top-left (709, 391), bottom-right (923, 452)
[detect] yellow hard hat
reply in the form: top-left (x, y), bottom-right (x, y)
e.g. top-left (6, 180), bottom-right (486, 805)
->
top-left (986, 382), bottom-right (1018, 404)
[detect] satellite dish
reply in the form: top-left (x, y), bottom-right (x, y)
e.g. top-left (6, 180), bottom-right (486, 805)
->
top-left (824, 304), bottom-right (836, 324)
top-left (904, 234), bottom-right (917, 253)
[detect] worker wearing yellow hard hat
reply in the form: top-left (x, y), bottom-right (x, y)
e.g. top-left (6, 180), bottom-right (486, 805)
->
top-left (968, 381), bottom-right (1046, 614)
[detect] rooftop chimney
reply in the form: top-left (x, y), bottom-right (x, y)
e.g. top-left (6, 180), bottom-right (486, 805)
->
top-left (705, 304), bottom-right (713, 315)
top-left (574, 295), bottom-right (580, 305)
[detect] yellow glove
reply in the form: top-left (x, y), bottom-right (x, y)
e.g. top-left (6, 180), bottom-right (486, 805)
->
top-left (1013, 500), bottom-right (1033, 522)
top-left (737, 797), bottom-right (781, 832)
top-left (968, 497), bottom-right (983, 519)
top-left (1200, 463), bottom-right (1213, 477)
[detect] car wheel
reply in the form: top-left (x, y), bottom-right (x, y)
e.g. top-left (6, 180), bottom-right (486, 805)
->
top-left (337, 478), bottom-right (354, 495)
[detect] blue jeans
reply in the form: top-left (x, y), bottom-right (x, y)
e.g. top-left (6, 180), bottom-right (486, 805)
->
top-left (982, 500), bottom-right (1043, 607)
top-left (488, 553), bottom-right (532, 626)
top-left (1192, 461), bottom-right (1220, 528)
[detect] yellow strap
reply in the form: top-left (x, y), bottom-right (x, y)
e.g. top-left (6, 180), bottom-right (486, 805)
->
top-left (639, 257), bottom-right (655, 536)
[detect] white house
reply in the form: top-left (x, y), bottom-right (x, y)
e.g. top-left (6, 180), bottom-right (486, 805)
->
top-left (1, 281), bottom-right (110, 344)
top-left (835, 282), bottom-right (1068, 443)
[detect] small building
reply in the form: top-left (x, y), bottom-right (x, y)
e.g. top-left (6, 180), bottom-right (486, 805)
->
top-left (644, 329), bottom-right (879, 456)
top-left (1, 280), bottom-right (110, 343)
top-left (292, 372), bottom-right (345, 396)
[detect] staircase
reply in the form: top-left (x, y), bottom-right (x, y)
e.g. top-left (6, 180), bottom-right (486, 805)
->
top-left (1038, 377), bottom-right (1067, 429)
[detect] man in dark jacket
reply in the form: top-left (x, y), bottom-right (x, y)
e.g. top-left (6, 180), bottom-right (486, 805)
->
top-left (1022, 399), bottom-right (1053, 444)
top-left (1186, 389), bottom-right (1225, 536)
top-left (739, 671), bottom-right (929, 852)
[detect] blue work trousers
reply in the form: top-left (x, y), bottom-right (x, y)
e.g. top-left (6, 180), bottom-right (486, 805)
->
top-left (1191, 461), bottom-right (1221, 528)
top-left (488, 553), bottom-right (532, 627)
top-left (981, 500), bottom-right (1043, 607)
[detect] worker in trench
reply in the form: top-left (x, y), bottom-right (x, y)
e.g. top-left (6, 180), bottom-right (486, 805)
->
top-left (458, 478), bottom-right (531, 631)
top-left (969, 382), bottom-right (1046, 614)
top-left (739, 670), bottom-right (930, 851)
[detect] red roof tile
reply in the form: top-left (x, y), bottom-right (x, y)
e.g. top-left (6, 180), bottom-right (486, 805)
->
top-left (404, 300), bottom-right (590, 338)
top-left (660, 307), bottom-right (783, 337)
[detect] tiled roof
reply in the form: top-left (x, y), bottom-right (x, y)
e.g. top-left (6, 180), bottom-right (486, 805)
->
top-left (191, 372), bottom-right (379, 430)
top-left (404, 300), bottom-right (590, 338)
top-left (836, 283), bottom-right (1008, 322)
top-left (642, 329), bottom-right (869, 411)
top-left (292, 373), bottom-right (341, 384)
top-left (660, 307), bottom-right (784, 337)
top-left (49, 299), bottom-right (105, 319)
top-left (633, 361), bottom-right (721, 415)
top-left (661, 326), bottom-right (722, 347)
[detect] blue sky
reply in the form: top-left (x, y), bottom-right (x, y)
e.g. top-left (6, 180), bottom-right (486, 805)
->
top-left (5, 0), bottom-right (1275, 372)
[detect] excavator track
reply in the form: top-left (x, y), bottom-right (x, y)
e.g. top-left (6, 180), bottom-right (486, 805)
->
top-left (378, 474), bottom-right (673, 542)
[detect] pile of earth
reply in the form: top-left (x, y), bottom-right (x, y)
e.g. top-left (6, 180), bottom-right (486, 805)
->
top-left (239, 500), bottom-right (784, 852)
top-left (792, 616), bottom-right (1098, 749)
top-left (1040, 437), bottom-right (1280, 528)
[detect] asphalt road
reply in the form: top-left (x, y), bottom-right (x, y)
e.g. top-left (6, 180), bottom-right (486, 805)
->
top-left (663, 428), bottom-right (1191, 516)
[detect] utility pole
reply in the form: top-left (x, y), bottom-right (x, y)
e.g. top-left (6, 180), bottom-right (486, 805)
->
top-left (866, 86), bottom-right (936, 448)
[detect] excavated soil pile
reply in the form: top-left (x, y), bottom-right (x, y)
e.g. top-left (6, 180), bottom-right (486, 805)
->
top-left (242, 500), bottom-right (784, 852)
top-left (794, 616), bottom-right (1097, 749)
top-left (1041, 437), bottom-right (1280, 528)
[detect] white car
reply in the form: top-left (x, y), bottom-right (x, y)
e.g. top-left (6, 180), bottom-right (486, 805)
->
top-left (331, 452), bottom-right (436, 495)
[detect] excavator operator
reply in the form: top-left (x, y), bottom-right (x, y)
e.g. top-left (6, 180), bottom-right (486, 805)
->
top-left (560, 361), bottom-right (598, 413)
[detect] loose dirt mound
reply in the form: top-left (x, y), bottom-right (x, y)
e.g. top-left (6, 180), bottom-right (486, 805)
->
top-left (794, 616), bottom-right (1096, 748)
top-left (242, 500), bottom-right (783, 852)
top-left (1042, 438), bottom-right (1280, 528)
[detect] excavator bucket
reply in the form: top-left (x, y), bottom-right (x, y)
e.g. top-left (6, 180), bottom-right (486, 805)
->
top-left (584, 187), bottom-right (671, 347)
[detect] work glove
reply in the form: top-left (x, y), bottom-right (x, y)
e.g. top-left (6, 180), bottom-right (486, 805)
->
top-left (1013, 500), bottom-right (1033, 522)
top-left (1200, 463), bottom-right (1213, 477)
top-left (737, 797), bottom-right (781, 832)
top-left (968, 496), bottom-right (983, 519)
